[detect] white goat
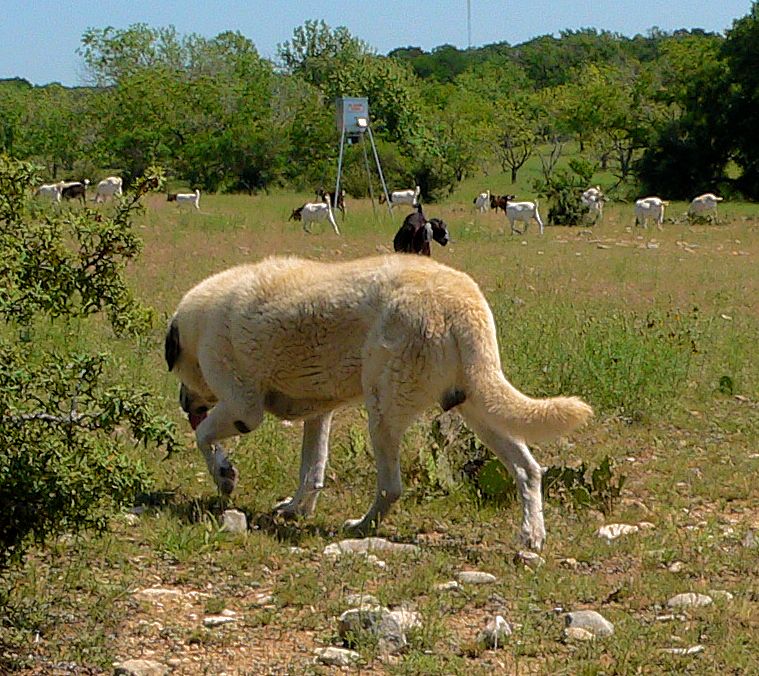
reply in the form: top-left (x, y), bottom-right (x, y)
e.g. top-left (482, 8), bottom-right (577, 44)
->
top-left (688, 193), bottom-right (723, 222)
top-left (168, 189), bottom-right (201, 210)
top-left (473, 190), bottom-right (491, 213)
top-left (94, 176), bottom-right (123, 203)
top-left (581, 185), bottom-right (605, 223)
top-left (506, 201), bottom-right (544, 235)
top-left (35, 182), bottom-right (63, 203)
top-left (379, 186), bottom-right (420, 208)
top-left (634, 196), bottom-right (668, 228)
top-left (289, 195), bottom-right (340, 235)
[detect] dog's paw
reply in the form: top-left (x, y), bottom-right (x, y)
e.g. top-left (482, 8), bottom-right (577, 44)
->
top-left (342, 517), bottom-right (375, 538)
top-left (216, 463), bottom-right (239, 496)
top-left (272, 496), bottom-right (300, 519)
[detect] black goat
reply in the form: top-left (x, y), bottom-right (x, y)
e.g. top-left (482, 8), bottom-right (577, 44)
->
top-left (393, 203), bottom-right (449, 256)
top-left (61, 180), bottom-right (89, 204)
top-left (489, 193), bottom-right (516, 215)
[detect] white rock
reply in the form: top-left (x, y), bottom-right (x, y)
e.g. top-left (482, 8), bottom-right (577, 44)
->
top-left (597, 523), bottom-right (639, 541)
top-left (338, 606), bottom-right (406, 654)
top-left (513, 550), bottom-right (545, 569)
top-left (314, 647), bottom-right (361, 667)
top-left (133, 588), bottom-right (185, 601)
top-left (564, 626), bottom-right (596, 641)
top-left (113, 659), bottom-right (168, 676)
top-left (455, 571), bottom-right (498, 585)
top-left (477, 615), bottom-right (513, 649)
top-left (203, 615), bottom-right (237, 627)
top-left (667, 593), bottom-right (713, 609)
top-left (323, 537), bottom-right (419, 558)
top-left (435, 581), bottom-right (462, 592)
top-left (220, 509), bottom-right (247, 533)
top-left (565, 610), bottom-right (614, 637)
top-left (388, 607), bottom-right (423, 633)
top-left (668, 561), bottom-right (685, 573)
top-left (661, 644), bottom-right (705, 656)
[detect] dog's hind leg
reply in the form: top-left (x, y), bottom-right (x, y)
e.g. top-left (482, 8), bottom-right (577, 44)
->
top-left (459, 406), bottom-right (546, 551)
top-left (274, 411), bottom-right (333, 518)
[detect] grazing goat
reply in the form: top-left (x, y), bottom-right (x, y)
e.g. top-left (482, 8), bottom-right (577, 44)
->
top-left (168, 189), bottom-right (201, 210)
top-left (393, 203), bottom-right (449, 256)
top-left (688, 193), bottom-right (723, 222)
top-left (581, 185), bottom-right (605, 223)
top-left (634, 196), bottom-right (668, 228)
top-left (94, 176), bottom-right (123, 203)
top-left (61, 180), bottom-right (90, 205)
top-left (316, 188), bottom-right (346, 219)
top-left (35, 182), bottom-right (63, 203)
top-left (289, 195), bottom-right (340, 235)
top-left (489, 193), bottom-right (516, 215)
top-left (473, 190), bottom-right (491, 213)
top-left (505, 201), bottom-right (544, 235)
top-left (379, 186), bottom-right (420, 208)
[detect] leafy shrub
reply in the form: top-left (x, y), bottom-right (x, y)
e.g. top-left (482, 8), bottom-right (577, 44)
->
top-left (534, 157), bottom-right (595, 226)
top-left (0, 157), bottom-right (177, 573)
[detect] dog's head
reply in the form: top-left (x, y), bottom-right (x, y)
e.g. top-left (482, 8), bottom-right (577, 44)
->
top-left (165, 318), bottom-right (217, 429)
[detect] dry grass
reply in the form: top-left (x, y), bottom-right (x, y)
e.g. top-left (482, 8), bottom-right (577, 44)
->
top-left (3, 191), bottom-right (758, 674)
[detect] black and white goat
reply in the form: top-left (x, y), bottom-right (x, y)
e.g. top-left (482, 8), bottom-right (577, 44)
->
top-left (393, 203), bottom-right (449, 256)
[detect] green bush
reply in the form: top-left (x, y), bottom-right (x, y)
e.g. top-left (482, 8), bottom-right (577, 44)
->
top-left (0, 156), bottom-right (177, 573)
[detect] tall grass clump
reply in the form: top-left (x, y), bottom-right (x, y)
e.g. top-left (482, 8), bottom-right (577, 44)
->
top-left (490, 297), bottom-right (703, 421)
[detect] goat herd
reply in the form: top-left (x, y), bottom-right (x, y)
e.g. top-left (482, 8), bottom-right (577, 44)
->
top-left (34, 176), bottom-right (201, 210)
top-left (287, 184), bottom-right (726, 259)
top-left (34, 176), bottom-right (726, 253)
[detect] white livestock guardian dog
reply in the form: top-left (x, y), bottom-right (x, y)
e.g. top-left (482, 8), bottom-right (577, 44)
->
top-left (165, 255), bottom-right (592, 550)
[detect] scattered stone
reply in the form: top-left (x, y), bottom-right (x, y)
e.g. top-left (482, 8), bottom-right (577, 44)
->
top-left (708, 590), bottom-right (734, 602)
top-left (314, 647), bottom-right (361, 667)
top-left (597, 523), bottom-right (639, 541)
top-left (250, 592), bottom-right (274, 607)
top-left (661, 645), bottom-right (705, 656)
top-left (123, 513), bottom-right (140, 526)
top-left (655, 614), bottom-right (686, 622)
top-left (477, 615), bottom-right (512, 649)
top-left (324, 537), bottom-right (419, 558)
top-left (133, 588), bottom-right (186, 601)
top-left (366, 554), bottom-right (387, 569)
top-left (435, 581), bottom-right (462, 592)
top-left (637, 521), bottom-right (656, 530)
top-left (388, 606), bottom-right (422, 633)
top-left (344, 593), bottom-right (380, 607)
top-left (742, 530), bottom-right (757, 548)
top-left (113, 659), bottom-right (168, 676)
top-left (668, 561), bottom-right (685, 573)
top-left (455, 571), bottom-right (498, 585)
top-left (338, 606), bottom-right (407, 654)
top-left (203, 615), bottom-right (237, 627)
top-left (667, 593), bottom-right (713, 609)
top-left (564, 626), bottom-right (596, 641)
top-left (221, 509), bottom-right (247, 533)
top-left (559, 557), bottom-right (580, 570)
top-left (564, 610), bottom-right (614, 637)
top-left (513, 550), bottom-right (545, 570)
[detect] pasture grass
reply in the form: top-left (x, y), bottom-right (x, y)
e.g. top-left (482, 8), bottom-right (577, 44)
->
top-left (2, 185), bottom-right (758, 674)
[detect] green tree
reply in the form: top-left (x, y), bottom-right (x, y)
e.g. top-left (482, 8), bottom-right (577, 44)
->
top-left (721, 2), bottom-right (759, 197)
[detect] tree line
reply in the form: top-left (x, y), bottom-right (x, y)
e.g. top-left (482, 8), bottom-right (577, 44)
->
top-left (2, 4), bottom-right (759, 200)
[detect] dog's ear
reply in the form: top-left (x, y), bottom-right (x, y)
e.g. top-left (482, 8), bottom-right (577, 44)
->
top-left (165, 320), bottom-right (181, 371)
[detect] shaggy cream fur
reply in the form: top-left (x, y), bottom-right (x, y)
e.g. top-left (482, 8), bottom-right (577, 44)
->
top-left (166, 255), bottom-right (593, 550)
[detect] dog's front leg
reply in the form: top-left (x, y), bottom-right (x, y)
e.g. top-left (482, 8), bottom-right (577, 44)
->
top-left (196, 401), bottom-right (263, 496)
top-left (274, 411), bottom-right (333, 518)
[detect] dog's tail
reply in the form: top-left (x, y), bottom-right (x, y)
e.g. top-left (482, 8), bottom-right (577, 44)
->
top-left (455, 308), bottom-right (593, 444)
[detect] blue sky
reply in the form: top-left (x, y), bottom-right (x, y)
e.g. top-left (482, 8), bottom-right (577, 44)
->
top-left (1, 0), bottom-right (754, 86)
